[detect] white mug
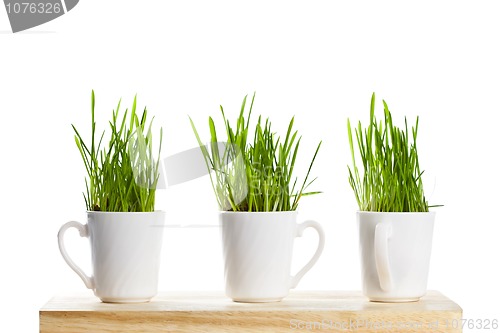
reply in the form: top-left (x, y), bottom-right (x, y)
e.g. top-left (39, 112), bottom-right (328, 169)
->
top-left (58, 211), bottom-right (165, 303)
top-left (220, 211), bottom-right (325, 302)
top-left (358, 211), bottom-right (435, 302)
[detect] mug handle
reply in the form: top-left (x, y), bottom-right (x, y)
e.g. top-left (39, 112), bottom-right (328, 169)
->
top-left (290, 220), bottom-right (325, 288)
top-left (57, 221), bottom-right (94, 289)
top-left (374, 222), bottom-right (393, 292)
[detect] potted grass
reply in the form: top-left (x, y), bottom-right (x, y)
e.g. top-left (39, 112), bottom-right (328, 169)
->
top-left (190, 93), bottom-right (325, 302)
top-left (57, 91), bottom-right (164, 303)
top-left (348, 93), bottom-right (437, 302)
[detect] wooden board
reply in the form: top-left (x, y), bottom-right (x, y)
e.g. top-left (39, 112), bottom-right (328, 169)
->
top-left (40, 291), bottom-right (462, 333)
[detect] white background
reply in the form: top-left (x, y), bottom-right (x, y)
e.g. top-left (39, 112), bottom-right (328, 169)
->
top-left (1, 0), bottom-right (499, 331)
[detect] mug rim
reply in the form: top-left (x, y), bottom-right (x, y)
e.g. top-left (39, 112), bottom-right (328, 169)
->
top-left (219, 210), bottom-right (298, 215)
top-left (87, 210), bottom-right (165, 215)
top-left (357, 210), bottom-right (436, 216)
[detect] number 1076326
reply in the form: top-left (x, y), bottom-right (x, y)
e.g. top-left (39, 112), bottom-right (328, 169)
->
top-left (443, 319), bottom-right (498, 330)
top-left (5, 2), bottom-right (62, 14)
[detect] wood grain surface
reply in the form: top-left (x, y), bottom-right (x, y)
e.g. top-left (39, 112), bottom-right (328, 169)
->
top-left (40, 291), bottom-right (462, 333)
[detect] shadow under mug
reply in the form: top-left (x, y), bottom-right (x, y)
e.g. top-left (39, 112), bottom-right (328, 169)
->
top-left (220, 211), bottom-right (325, 302)
top-left (58, 211), bottom-right (165, 303)
top-left (358, 211), bottom-right (435, 302)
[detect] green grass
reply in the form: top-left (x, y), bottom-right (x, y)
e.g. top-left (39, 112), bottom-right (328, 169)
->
top-left (347, 93), bottom-right (429, 212)
top-left (72, 91), bottom-right (162, 212)
top-left (190, 93), bottom-right (321, 212)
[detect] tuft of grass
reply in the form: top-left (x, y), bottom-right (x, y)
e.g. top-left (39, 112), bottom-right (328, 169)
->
top-left (347, 93), bottom-right (429, 212)
top-left (72, 91), bottom-right (163, 212)
top-left (190, 93), bottom-right (321, 212)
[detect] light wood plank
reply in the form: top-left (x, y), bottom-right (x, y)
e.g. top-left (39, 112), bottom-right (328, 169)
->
top-left (40, 291), bottom-right (462, 333)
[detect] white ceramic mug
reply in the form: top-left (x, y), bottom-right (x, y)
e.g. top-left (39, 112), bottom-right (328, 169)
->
top-left (220, 211), bottom-right (325, 302)
top-left (58, 211), bottom-right (165, 303)
top-left (358, 211), bottom-right (435, 302)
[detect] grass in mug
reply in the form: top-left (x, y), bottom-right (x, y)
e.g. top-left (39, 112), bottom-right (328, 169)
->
top-left (190, 93), bottom-right (321, 212)
top-left (72, 91), bottom-right (163, 212)
top-left (347, 93), bottom-right (430, 212)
